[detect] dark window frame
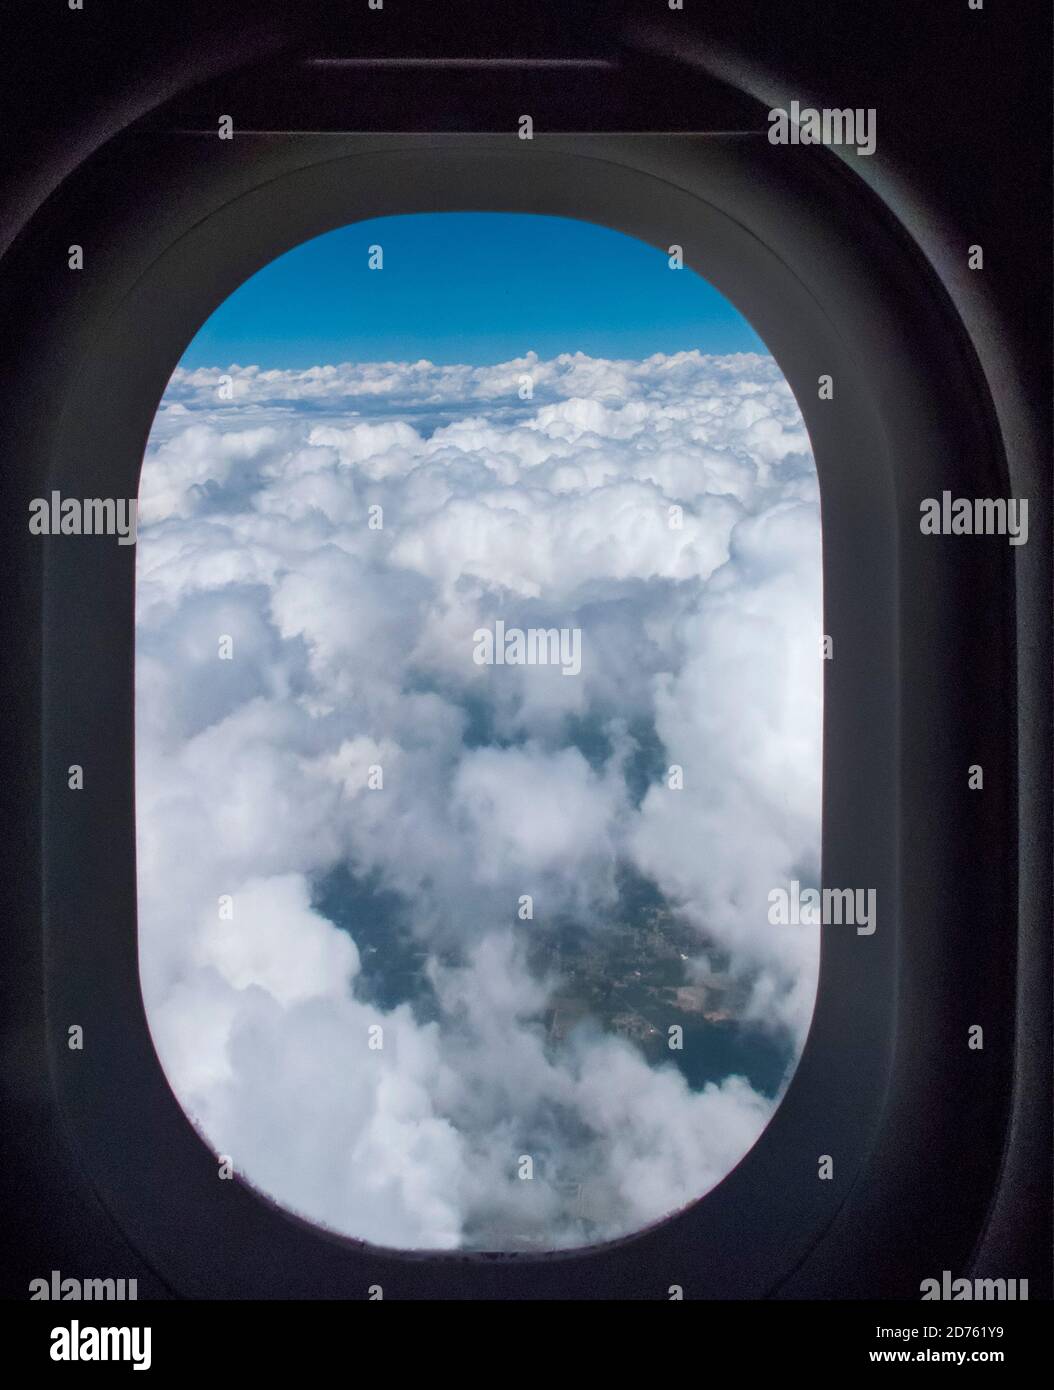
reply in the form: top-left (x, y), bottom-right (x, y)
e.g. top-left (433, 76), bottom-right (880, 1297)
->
top-left (32, 129), bottom-right (1025, 1298)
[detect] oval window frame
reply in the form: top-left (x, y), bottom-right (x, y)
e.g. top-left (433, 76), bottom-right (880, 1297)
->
top-left (40, 132), bottom-right (1015, 1298)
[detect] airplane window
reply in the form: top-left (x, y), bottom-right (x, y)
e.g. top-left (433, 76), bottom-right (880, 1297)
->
top-left (135, 211), bottom-right (823, 1251)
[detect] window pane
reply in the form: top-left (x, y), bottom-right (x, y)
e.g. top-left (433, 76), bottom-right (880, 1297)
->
top-left (136, 213), bottom-right (822, 1251)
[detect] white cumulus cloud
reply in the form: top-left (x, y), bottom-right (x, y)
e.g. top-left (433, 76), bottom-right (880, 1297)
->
top-left (136, 350), bottom-right (822, 1250)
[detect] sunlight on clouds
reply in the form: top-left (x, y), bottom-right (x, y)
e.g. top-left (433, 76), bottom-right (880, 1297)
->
top-left (136, 349), bottom-right (822, 1250)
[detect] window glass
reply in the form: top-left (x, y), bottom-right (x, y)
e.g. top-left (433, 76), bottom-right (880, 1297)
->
top-left (136, 213), bottom-right (822, 1251)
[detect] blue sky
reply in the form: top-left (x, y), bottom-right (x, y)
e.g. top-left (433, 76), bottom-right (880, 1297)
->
top-left (180, 212), bottom-right (766, 369)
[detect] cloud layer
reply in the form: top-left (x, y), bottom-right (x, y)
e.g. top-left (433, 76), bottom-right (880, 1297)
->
top-left (136, 349), bottom-right (822, 1249)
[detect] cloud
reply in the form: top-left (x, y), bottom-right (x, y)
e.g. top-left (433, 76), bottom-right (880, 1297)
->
top-left (136, 350), bottom-right (821, 1250)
